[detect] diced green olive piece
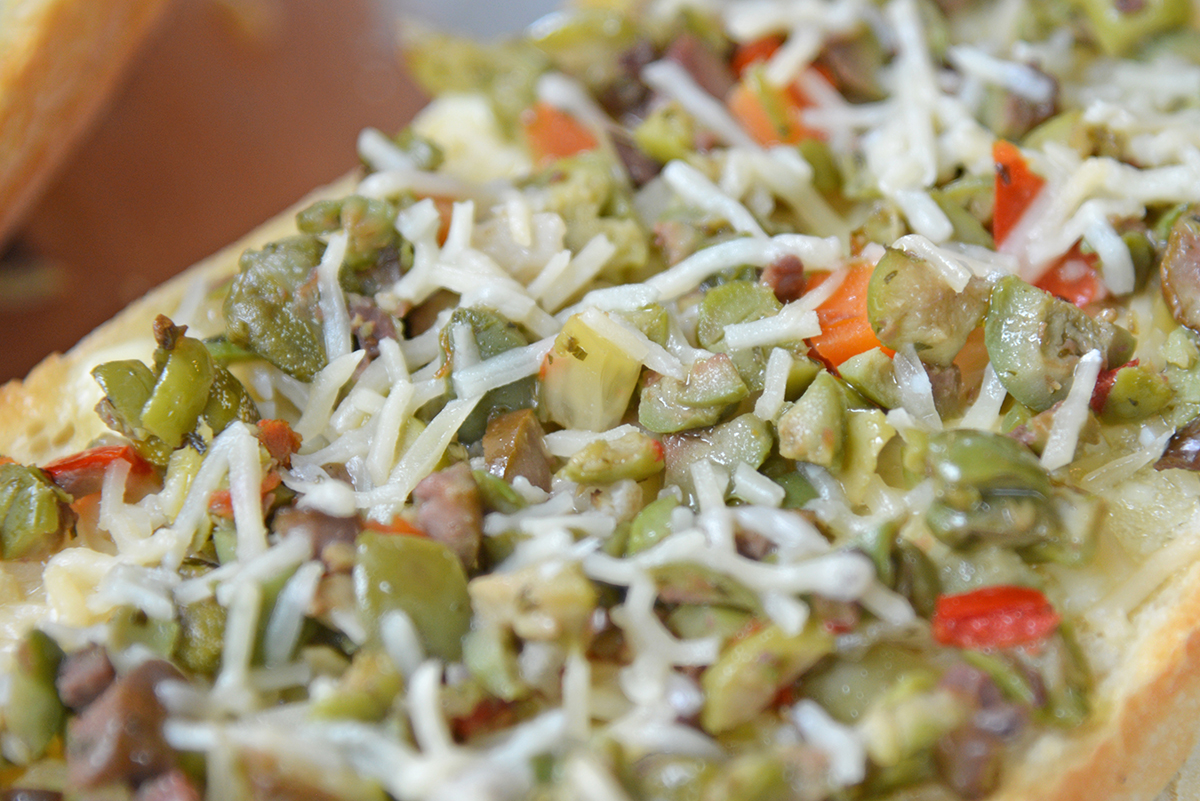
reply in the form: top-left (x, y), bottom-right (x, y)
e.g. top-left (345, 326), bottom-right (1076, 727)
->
top-left (441, 307), bottom-right (534, 443)
top-left (472, 470), bottom-right (527, 515)
top-left (564, 431), bottom-right (665, 484)
top-left (1019, 487), bottom-right (1102, 566)
top-left (705, 754), bottom-right (792, 801)
top-left (391, 128), bottom-right (445, 172)
top-left (859, 673), bottom-right (970, 768)
top-left (625, 495), bottom-right (678, 555)
top-left (462, 625), bottom-right (528, 702)
top-left (893, 541), bottom-right (942, 618)
top-left (1072, 0), bottom-right (1189, 55)
top-left (927, 429), bottom-right (1051, 499)
top-left (639, 353), bottom-right (749, 434)
top-left (92, 359), bottom-right (157, 428)
top-left (541, 313), bottom-right (642, 431)
top-left (663, 414), bottom-right (774, 502)
top-left (224, 235), bottom-right (328, 382)
top-left (923, 430), bottom-right (1065, 552)
top-left (839, 348), bottom-right (901, 410)
top-left (201, 361), bottom-right (260, 436)
top-left (701, 620), bottom-right (833, 734)
top-left (837, 409), bottom-right (897, 506)
top-left (633, 103), bottom-right (696, 165)
top-left (468, 562), bottom-right (597, 644)
top-left (666, 604), bottom-right (754, 642)
top-left (960, 651), bottom-right (1039, 707)
top-left (354, 531), bottom-right (472, 661)
top-left (7, 630), bottom-right (65, 760)
top-left (310, 650), bottom-right (404, 722)
top-left (697, 280), bottom-right (783, 390)
top-left (340, 196), bottom-right (400, 267)
top-left (777, 372), bottom-right (845, 467)
top-left (174, 596), bottom-right (227, 676)
top-left (1098, 363), bottom-right (1173, 422)
top-left (625, 755), bottom-right (718, 801)
top-left (798, 138), bottom-right (843, 198)
top-left (803, 644), bottom-right (932, 724)
top-left (528, 8), bottom-right (636, 88)
top-left (140, 336), bottom-right (214, 448)
top-left (985, 275), bottom-right (1135, 411)
top-left (1161, 207), bottom-right (1200, 333)
top-left (616, 304), bottom-right (670, 346)
top-left (650, 564), bottom-right (760, 611)
top-left (1022, 109), bottom-right (1089, 155)
top-left (1026, 626), bottom-right (1091, 727)
top-left (0, 464), bottom-right (69, 560)
top-left (868, 247), bottom-right (989, 366)
top-left (108, 606), bottom-right (181, 658)
top-left (930, 189), bottom-right (993, 248)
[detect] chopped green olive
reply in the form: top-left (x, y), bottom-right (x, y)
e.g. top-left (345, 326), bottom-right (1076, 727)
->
top-left (663, 414), bottom-right (774, 503)
top-left (868, 247), bottom-right (989, 366)
top-left (625, 495), bottom-right (678, 555)
top-left (175, 596), bottom-right (227, 677)
top-left (1097, 362), bottom-right (1173, 422)
top-left (0, 463), bottom-right (70, 560)
top-left (697, 280), bottom-right (783, 391)
top-left (1072, 0), bottom-right (1190, 55)
top-left (839, 348), bottom-right (901, 410)
top-left (354, 531), bottom-right (472, 661)
top-left (701, 620), bottom-right (833, 733)
top-left (859, 673), bottom-right (970, 768)
top-left (310, 650), bottom-right (404, 722)
top-left (984, 275), bottom-right (1135, 411)
top-left (440, 307), bottom-right (534, 442)
top-left (7, 630), bottom-right (66, 761)
top-left (634, 103), bottom-right (696, 165)
top-left (224, 235), bottom-right (329, 381)
top-left (777, 371), bottom-right (846, 467)
top-left (639, 353), bottom-right (748, 434)
top-left (140, 335), bottom-right (214, 448)
top-left (563, 431), bottom-right (665, 484)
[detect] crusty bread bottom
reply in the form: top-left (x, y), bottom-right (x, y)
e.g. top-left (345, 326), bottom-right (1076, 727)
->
top-left (2, 170), bottom-right (1200, 801)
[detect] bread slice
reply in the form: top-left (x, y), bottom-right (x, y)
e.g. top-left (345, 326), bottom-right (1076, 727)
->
top-left (0, 0), bottom-right (173, 244)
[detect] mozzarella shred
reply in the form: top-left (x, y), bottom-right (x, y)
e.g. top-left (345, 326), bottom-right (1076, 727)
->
top-left (1041, 350), bottom-right (1104, 471)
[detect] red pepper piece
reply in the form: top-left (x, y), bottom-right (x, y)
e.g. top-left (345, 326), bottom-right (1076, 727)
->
top-left (43, 445), bottom-right (157, 499)
top-left (255, 419), bottom-right (302, 469)
top-left (932, 585), bottom-right (1060, 650)
top-left (208, 471), bottom-right (282, 517)
top-left (731, 35), bottom-right (783, 77)
top-left (992, 140), bottom-right (1046, 247)
top-left (1034, 246), bottom-right (1107, 308)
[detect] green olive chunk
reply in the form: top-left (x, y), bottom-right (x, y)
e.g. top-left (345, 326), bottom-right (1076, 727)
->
top-left (7, 630), bottom-right (66, 760)
top-left (224, 234), bottom-right (328, 381)
top-left (700, 620), bottom-right (833, 734)
top-left (984, 275), bottom-right (1135, 411)
top-left (0, 463), bottom-right (71, 560)
top-left (868, 247), bottom-right (989, 366)
top-left (354, 531), bottom-right (472, 661)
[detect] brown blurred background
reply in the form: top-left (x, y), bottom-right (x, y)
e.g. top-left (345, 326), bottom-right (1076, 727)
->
top-left (0, 0), bottom-right (429, 382)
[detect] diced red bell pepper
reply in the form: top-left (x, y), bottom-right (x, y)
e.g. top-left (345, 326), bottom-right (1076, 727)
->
top-left (208, 471), bottom-right (283, 517)
top-left (256, 419), bottom-right (302, 469)
top-left (731, 35), bottom-right (783, 77)
top-left (992, 140), bottom-right (1046, 247)
top-left (42, 445), bottom-right (157, 499)
top-left (1034, 246), bottom-right (1106, 308)
top-left (932, 585), bottom-right (1061, 650)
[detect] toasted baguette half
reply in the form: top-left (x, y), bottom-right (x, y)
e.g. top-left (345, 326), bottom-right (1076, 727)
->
top-left (0, 0), bottom-right (172, 245)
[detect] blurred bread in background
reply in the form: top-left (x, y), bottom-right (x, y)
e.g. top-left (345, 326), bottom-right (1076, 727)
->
top-left (0, 0), bottom-right (427, 382)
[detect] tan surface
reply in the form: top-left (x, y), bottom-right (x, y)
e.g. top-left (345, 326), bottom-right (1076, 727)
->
top-left (0, 0), bottom-right (172, 245)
